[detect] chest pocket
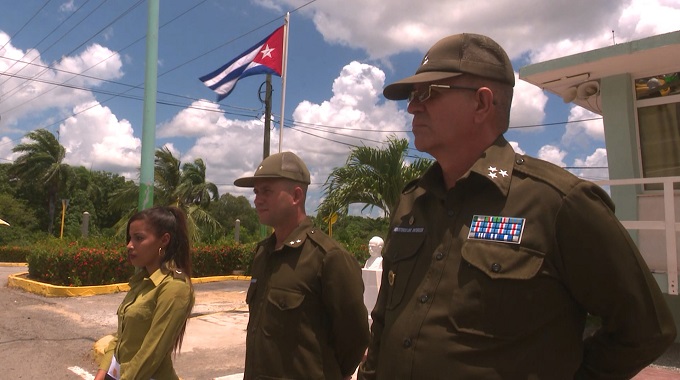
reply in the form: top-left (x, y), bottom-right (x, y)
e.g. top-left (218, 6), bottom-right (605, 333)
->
top-left (451, 240), bottom-right (549, 339)
top-left (262, 287), bottom-right (306, 338)
top-left (461, 240), bottom-right (544, 279)
top-left (384, 230), bottom-right (425, 310)
top-left (267, 287), bottom-right (305, 311)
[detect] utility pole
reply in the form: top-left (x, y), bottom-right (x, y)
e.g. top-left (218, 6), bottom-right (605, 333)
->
top-left (259, 74), bottom-right (273, 160)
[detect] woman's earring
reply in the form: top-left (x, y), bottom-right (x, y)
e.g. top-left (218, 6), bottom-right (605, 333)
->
top-left (158, 247), bottom-right (163, 257)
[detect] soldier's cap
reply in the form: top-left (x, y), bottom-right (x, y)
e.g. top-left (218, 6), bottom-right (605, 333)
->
top-left (383, 33), bottom-right (515, 100)
top-left (233, 151), bottom-right (310, 187)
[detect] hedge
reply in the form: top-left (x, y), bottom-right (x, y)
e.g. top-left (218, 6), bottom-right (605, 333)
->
top-left (22, 241), bottom-right (257, 287)
top-left (0, 246), bottom-right (32, 262)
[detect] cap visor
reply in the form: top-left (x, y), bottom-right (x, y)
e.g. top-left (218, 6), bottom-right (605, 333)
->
top-left (383, 72), bottom-right (463, 100)
top-left (233, 176), bottom-right (256, 187)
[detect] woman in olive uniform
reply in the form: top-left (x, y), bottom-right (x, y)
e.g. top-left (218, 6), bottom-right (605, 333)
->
top-left (95, 206), bottom-right (194, 380)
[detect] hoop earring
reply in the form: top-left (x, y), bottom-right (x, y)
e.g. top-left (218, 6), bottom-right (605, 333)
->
top-left (158, 247), bottom-right (163, 257)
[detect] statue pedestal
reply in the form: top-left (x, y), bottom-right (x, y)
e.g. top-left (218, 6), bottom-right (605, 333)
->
top-left (362, 268), bottom-right (382, 322)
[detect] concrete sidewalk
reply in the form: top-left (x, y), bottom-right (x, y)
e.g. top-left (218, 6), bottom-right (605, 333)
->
top-left (4, 264), bottom-right (679, 379)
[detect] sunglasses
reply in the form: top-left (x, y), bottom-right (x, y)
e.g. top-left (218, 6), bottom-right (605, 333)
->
top-left (408, 84), bottom-right (479, 103)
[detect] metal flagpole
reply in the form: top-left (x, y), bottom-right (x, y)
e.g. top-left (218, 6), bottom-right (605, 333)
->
top-left (138, 0), bottom-right (160, 211)
top-left (278, 12), bottom-right (290, 153)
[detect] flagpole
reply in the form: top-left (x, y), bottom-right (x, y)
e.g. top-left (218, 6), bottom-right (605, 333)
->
top-left (278, 12), bottom-right (290, 153)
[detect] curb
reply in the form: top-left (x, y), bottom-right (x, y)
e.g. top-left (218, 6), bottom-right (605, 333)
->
top-left (0, 262), bottom-right (28, 267)
top-left (7, 271), bottom-right (251, 298)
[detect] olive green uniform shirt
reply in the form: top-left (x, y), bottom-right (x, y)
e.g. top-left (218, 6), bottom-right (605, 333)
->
top-left (99, 268), bottom-right (194, 380)
top-left (245, 217), bottom-right (370, 379)
top-left (359, 136), bottom-right (676, 379)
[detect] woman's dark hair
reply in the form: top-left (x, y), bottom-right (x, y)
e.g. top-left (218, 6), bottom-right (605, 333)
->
top-left (126, 205), bottom-right (192, 278)
top-left (126, 205), bottom-right (193, 353)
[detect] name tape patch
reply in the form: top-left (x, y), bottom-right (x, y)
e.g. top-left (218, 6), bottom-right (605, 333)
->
top-left (393, 227), bottom-right (425, 233)
top-left (468, 215), bottom-right (525, 244)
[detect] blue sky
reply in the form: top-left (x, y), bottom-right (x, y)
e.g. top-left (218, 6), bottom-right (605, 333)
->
top-left (0, 0), bottom-right (678, 216)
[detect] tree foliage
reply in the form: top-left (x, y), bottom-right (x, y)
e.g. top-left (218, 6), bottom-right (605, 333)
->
top-left (318, 137), bottom-right (432, 219)
top-left (9, 129), bottom-right (73, 234)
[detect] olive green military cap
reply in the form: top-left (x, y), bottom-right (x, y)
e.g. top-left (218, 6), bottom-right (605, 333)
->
top-left (234, 151), bottom-right (311, 187)
top-left (383, 33), bottom-right (515, 100)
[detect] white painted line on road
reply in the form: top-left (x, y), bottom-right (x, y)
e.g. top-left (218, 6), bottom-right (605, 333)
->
top-left (68, 366), bottom-right (95, 380)
top-left (214, 374), bottom-right (244, 380)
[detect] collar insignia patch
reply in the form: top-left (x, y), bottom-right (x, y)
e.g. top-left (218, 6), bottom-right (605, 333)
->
top-left (468, 215), bottom-right (525, 244)
top-left (487, 166), bottom-right (509, 179)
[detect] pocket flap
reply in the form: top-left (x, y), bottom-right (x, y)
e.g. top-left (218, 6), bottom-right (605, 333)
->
top-left (267, 288), bottom-right (305, 311)
top-left (462, 241), bottom-right (544, 280)
top-left (384, 229), bottom-right (425, 263)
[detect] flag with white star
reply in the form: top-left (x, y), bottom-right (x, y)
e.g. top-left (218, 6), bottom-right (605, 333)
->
top-left (200, 25), bottom-right (284, 102)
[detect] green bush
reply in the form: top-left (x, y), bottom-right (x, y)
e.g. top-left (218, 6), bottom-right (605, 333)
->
top-left (0, 246), bottom-right (32, 262)
top-left (192, 242), bottom-right (256, 277)
top-left (25, 239), bottom-right (257, 286)
top-left (27, 240), bottom-right (132, 286)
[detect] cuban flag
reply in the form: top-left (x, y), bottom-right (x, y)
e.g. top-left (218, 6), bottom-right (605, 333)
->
top-left (200, 26), bottom-right (284, 102)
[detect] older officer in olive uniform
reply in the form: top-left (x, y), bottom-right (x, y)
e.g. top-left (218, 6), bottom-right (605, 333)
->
top-left (358, 33), bottom-right (676, 379)
top-left (235, 151), bottom-right (369, 380)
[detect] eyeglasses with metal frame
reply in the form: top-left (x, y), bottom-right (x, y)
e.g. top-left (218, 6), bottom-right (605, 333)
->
top-left (408, 84), bottom-right (479, 104)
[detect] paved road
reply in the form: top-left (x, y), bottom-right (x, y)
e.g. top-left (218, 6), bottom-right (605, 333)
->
top-left (2, 265), bottom-right (679, 379)
top-left (0, 265), bottom-right (250, 379)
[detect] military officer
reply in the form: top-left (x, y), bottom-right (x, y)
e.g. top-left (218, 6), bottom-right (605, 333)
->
top-left (358, 33), bottom-right (676, 379)
top-left (235, 151), bottom-right (369, 380)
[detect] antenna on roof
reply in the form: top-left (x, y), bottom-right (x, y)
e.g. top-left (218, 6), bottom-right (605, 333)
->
top-left (612, 30), bottom-right (616, 45)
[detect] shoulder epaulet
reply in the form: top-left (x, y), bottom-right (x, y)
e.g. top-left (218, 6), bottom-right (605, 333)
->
top-left (513, 154), bottom-right (583, 195)
top-left (306, 227), bottom-right (343, 254)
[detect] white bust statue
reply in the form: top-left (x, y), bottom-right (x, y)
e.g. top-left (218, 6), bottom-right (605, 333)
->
top-left (364, 236), bottom-right (384, 269)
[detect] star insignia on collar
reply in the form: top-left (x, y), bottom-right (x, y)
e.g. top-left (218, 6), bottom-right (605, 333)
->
top-left (487, 166), bottom-right (508, 180)
top-left (260, 44), bottom-right (275, 59)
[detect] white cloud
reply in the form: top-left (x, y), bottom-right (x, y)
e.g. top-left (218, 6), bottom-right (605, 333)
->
top-left (561, 106), bottom-right (604, 147)
top-left (178, 61), bottom-right (411, 214)
top-left (60, 101), bottom-right (141, 178)
top-left (508, 141), bottom-right (526, 155)
top-left (0, 36), bottom-right (123, 132)
top-left (537, 145), bottom-right (567, 167)
top-left (158, 99), bottom-right (228, 138)
top-left (270, 0), bottom-right (674, 70)
top-left (511, 73), bottom-right (548, 130)
top-left (572, 148), bottom-right (609, 181)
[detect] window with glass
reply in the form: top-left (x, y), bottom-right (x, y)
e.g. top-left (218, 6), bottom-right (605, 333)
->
top-left (636, 72), bottom-right (680, 189)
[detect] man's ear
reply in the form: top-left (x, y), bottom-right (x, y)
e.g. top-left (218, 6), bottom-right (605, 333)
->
top-left (473, 87), bottom-right (495, 123)
top-left (292, 185), bottom-right (305, 204)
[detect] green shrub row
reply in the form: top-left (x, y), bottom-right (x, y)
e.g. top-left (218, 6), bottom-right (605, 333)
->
top-left (22, 240), bottom-right (257, 286)
top-left (0, 245), bottom-right (32, 262)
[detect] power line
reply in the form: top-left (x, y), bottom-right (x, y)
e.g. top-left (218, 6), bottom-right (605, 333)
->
top-left (0, 0), bottom-right (51, 53)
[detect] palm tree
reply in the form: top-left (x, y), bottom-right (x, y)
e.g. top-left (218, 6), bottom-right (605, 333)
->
top-left (154, 146), bottom-right (182, 205)
top-left (109, 147), bottom-right (221, 242)
top-left (10, 129), bottom-right (72, 234)
top-left (178, 158), bottom-right (218, 207)
top-left (318, 137), bottom-right (432, 219)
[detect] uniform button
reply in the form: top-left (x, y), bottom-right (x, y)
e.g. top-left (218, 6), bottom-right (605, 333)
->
top-left (435, 252), bottom-right (444, 260)
top-left (403, 338), bottom-right (412, 348)
top-left (419, 294), bottom-right (429, 303)
top-left (491, 263), bottom-right (502, 273)
top-left (447, 210), bottom-right (455, 217)
top-left (515, 157), bottom-right (525, 165)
